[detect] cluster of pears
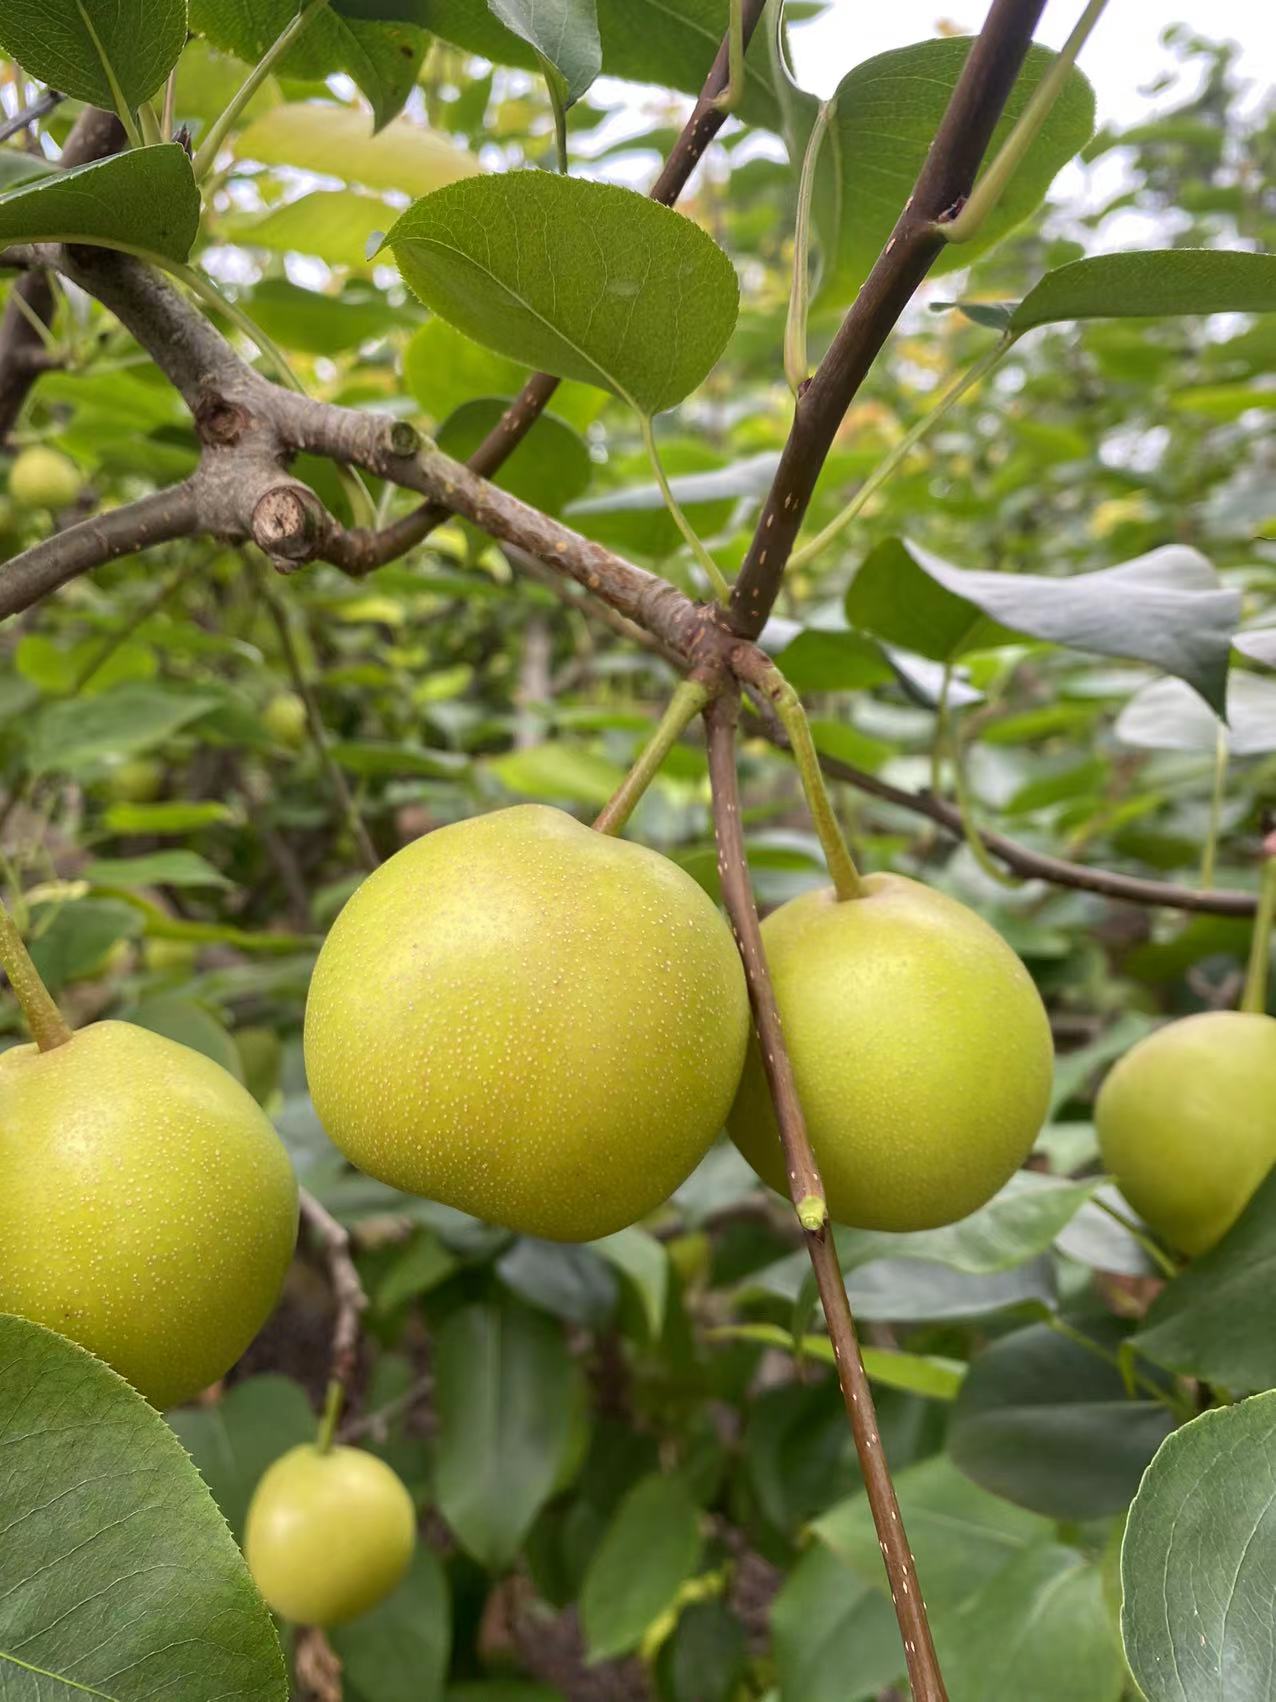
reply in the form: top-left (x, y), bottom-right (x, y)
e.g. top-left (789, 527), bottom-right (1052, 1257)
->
top-left (304, 803), bottom-right (1055, 1241)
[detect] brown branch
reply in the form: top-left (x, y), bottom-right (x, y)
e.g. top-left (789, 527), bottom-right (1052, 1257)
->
top-left (704, 692), bottom-right (947, 1702)
top-left (0, 107), bottom-right (126, 443)
top-left (0, 90), bottom-right (66, 145)
top-left (0, 482), bottom-right (200, 617)
top-left (752, 713), bottom-right (1258, 917)
top-left (298, 1186), bottom-right (367, 1397)
top-left (727, 0), bottom-right (1048, 638)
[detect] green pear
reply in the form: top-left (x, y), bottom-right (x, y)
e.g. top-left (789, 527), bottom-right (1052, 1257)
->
top-left (105, 756), bottom-right (165, 804)
top-left (8, 445), bottom-right (82, 511)
top-left (263, 691), bottom-right (309, 748)
top-left (304, 804), bottom-right (750, 1241)
top-left (1096, 1010), bottom-right (1276, 1255)
top-left (0, 1020), bottom-right (298, 1407)
top-left (245, 1444), bottom-right (416, 1625)
top-left (728, 874), bottom-right (1053, 1231)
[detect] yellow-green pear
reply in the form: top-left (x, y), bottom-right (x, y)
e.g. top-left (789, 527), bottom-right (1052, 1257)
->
top-left (106, 756), bottom-right (165, 804)
top-left (0, 1020), bottom-right (298, 1407)
top-left (8, 445), bottom-right (81, 510)
top-left (728, 875), bottom-right (1053, 1231)
top-left (304, 804), bottom-right (750, 1241)
top-left (245, 1444), bottom-right (416, 1625)
top-left (1096, 1010), bottom-right (1276, 1255)
top-left (263, 691), bottom-right (308, 748)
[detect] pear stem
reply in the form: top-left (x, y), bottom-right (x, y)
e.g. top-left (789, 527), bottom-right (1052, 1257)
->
top-left (1241, 836), bottom-right (1276, 1016)
top-left (0, 897), bottom-right (72, 1052)
top-left (594, 679), bottom-right (711, 835)
top-left (735, 654), bottom-right (865, 900)
top-left (315, 1378), bottom-right (343, 1455)
top-left (1200, 725), bottom-right (1228, 891)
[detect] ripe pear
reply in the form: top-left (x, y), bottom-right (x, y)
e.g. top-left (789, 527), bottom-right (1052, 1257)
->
top-left (728, 875), bottom-right (1053, 1231)
top-left (0, 1020), bottom-right (298, 1407)
top-left (1096, 1010), bottom-right (1276, 1255)
top-left (263, 691), bottom-right (308, 749)
top-left (8, 445), bottom-right (81, 511)
top-left (245, 1444), bottom-right (416, 1625)
top-left (304, 804), bottom-right (750, 1241)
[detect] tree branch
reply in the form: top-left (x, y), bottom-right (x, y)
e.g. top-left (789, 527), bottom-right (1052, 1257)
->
top-left (755, 717), bottom-right (1259, 918)
top-left (704, 692), bottom-right (947, 1702)
top-left (298, 1187), bottom-right (367, 1398)
top-left (0, 107), bottom-right (127, 443)
top-left (727, 0), bottom-right (1048, 638)
top-left (0, 483), bottom-right (200, 617)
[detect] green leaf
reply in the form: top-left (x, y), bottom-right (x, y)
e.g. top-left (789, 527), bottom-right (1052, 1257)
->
top-left (710, 1324), bottom-right (966, 1400)
top-left (488, 0), bottom-right (601, 106)
top-left (424, 0), bottom-right (780, 129)
top-left (846, 538), bottom-right (1240, 714)
top-left (496, 1239), bottom-right (618, 1327)
top-left (0, 1315), bottom-right (287, 1700)
top-left (332, 1548), bottom-right (451, 1702)
top-left (328, 739), bottom-right (468, 778)
top-left (948, 1321), bottom-right (1174, 1518)
top-left (1134, 1168), bottom-right (1276, 1393)
top-left (128, 995), bottom-right (245, 1081)
top-left (579, 1473), bottom-right (701, 1660)
top-left (1115, 672), bottom-right (1276, 757)
top-left (169, 1374), bottom-right (317, 1540)
top-left (1236, 628), bottom-right (1276, 669)
top-left (86, 851), bottom-right (233, 890)
top-left (591, 1227), bottom-right (668, 1340)
top-left (437, 400), bottom-right (592, 516)
top-left (227, 189), bottom-right (396, 270)
top-left (488, 742), bottom-right (627, 808)
top-left (24, 683), bottom-right (220, 776)
top-left (192, 0), bottom-right (429, 129)
top-left (375, 1228), bottom-right (459, 1312)
top-left (434, 1296), bottom-right (575, 1569)
top-left (835, 1171), bottom-right (1106, 1277)
top-left (384, 174), bottom-right (739, 414)
top-left (811, 40), bottom-right (1094, 307)
top-left (405, 317), bottom-right (535, 423)
top-left (27, 896), bottom-right (142, 989)
top-left (0, 0), bottom-right (185, 110)
top-left (937, 1542), bottom-right (1123, 1702)
top-left (813, 1454), bottom-right (1050, 1620)
top-left (103, 799), bottom-right (237, 835)
top-left (241, 278), bottom-right (409, 356)
top-left (0, 145), bottom-right (199, 263)
top-left (1121, 1391), bottom-right (1276, 1702)
top-left (1011, 248), bottom-right (1276, 334)
top-left (566, 451), bottom-right (779, 559)
top-left (769, 1543), bottom-right (902, 1702)
top-left (235, 103), bottom-right (481, 194)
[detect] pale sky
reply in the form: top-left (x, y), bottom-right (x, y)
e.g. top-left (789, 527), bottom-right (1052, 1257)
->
top-left (789, 1), bottom-right (1274, 121)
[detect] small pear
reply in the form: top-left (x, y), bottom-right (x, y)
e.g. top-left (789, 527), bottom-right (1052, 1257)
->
top-left (304, 804), bottom-right (750, 1241)
top-left (245, 1444), bottom-right (416, 1625)
top-left (728, 875), bottom-right (1053, 1231)
top-left (8, 445), bottom-right (82, 511)
top-left (0, 1020), bottom-right (298, 1407)
top-left (1096, 1010), bottom-right (1276, 1255)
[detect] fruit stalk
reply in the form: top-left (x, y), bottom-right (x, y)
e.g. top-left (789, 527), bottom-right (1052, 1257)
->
top-left (594, 679), bottom-right (711, 835)
top-left (1242, 833), bottom-right (1276, 1016)
top-left (703, 692), bottom-right (948, 1701)
top-left (299, 1188), bottom-right (368, 1415)
top-left (734, 654), bottom-right (865, 901)
top-left (0, 898), bottom-right (72, 1052)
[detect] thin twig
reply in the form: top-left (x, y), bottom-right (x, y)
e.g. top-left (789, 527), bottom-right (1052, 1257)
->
top-left (0, 89), bottom-right (64, 145)
top-left (260, 581), bottom-right (379, 875)
top-left (728, 0), bottom-right (1048, 638)
top-left (704, 692), bottom-right (947, 1701)
top-left (298, 1187), bottom-right (367, 1399)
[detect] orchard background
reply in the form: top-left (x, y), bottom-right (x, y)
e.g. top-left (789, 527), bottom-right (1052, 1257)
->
top-left (0, 2), bottom-right (1275, 1700)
